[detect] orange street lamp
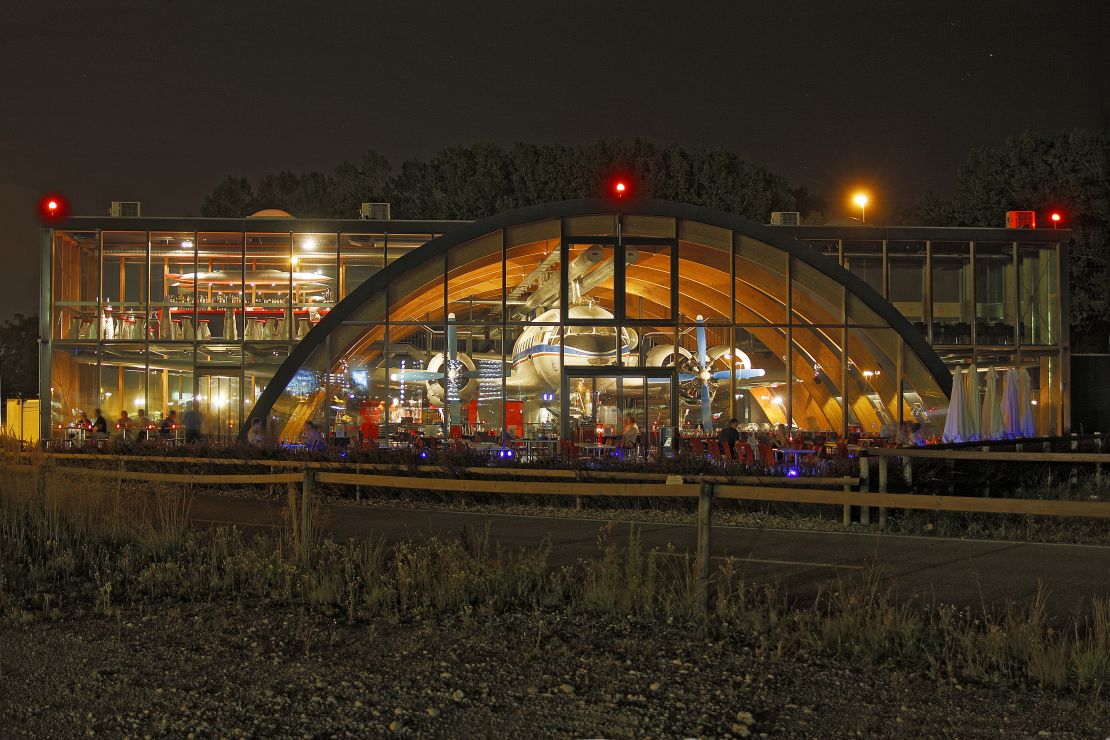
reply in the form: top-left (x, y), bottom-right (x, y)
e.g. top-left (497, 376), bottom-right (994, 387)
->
top-left (852, 192), bottom-right (869, 223)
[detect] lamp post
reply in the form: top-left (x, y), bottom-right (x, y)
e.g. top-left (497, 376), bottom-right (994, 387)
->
top-left (853, 192), bottom-right (869, 223)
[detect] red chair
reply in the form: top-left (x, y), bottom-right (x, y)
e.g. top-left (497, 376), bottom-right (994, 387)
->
top-left (691, 438), bottom-right (706, 457)
top-left (757, 442), bottom-right (776, 468)
top-left (720, 440), bottom-right (734, 461)
top-left (739, 443), bottom-right (755, 465)
top-left (706, 439), bottom-right (722, 460)
top-left (449, 425), bottom-right (463, 440)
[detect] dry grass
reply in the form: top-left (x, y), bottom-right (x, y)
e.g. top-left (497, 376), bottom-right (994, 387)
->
top-left (1, 459), bottom-right (1107, 697)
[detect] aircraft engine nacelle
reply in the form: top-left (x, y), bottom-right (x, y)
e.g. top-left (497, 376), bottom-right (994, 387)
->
top-left (423, 352), bottom-right (478, 408)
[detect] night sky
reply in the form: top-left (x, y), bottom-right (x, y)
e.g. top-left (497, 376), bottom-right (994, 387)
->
top-left (1, 0), bottom-right (1105, 318)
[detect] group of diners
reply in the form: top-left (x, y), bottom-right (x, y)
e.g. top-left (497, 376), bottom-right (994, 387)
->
top-left (68, 405), bottom-right (202, 443)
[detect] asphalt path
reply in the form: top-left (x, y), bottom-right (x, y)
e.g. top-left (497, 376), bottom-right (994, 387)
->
top-left (188, 493), bottom-right (1110, 620)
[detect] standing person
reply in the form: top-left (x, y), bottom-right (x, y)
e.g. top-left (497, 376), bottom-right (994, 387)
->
top-left (92, 408), bottom-right (108, 439)
top-left (247, 418), bottom-right (266, 447)
top-left (718, 418), bottom-right (740, 458)
top-left (181, 402), bottom-right (203, 444)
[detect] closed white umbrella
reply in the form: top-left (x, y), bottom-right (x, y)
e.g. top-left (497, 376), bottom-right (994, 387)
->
top-left (964, 363), bottom-right (981, 441)
top-left (982, 366), bottom-right (1004, 440)
top-left (1018, 368), bottom-right (1036, 437)
top-left (1001, 368), bottom-right (1021, 438)
top-left (942, 366), bottom-right (966, 442)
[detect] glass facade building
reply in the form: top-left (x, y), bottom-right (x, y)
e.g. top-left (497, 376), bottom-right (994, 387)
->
top-left (39, 201), bottom-right (1070, 444)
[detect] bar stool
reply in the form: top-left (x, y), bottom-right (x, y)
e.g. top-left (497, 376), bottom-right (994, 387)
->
top-left (196, 319), bottom-right (211, 340)
top-left (295, 317), bottom-right (311, 339)
top-left (265, 318), bottom-right (279, 340)
top-left (180, 316), bottom-right (194, 341)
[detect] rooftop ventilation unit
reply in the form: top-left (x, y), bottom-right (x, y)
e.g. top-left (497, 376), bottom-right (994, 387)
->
top-left (1006, 210), bottom-right (1036, 229)
top-left (109, 201), bottom-right (141, 218)
top-left (770, 211), bottom-right (800, 226)
top-left (359, 202), bottom-right (391, 220)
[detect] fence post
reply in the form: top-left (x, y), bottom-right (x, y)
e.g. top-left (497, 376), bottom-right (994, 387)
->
top-left (1069, 437), bottom-right (1079, 488)
top-left (301, 467), bottom-right (315, 556)
top-left (697, 482), bottom-right (714, 611)
top-left (1097, 433), bottom-right (1103, 484)
top-left (877, 453), bottom-right (888, 530)
top-left (858, 451), bottom-right (870, 526)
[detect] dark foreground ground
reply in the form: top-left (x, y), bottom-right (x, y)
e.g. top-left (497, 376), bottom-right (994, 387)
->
top-left (2, 603), bottom-right (1106, 738)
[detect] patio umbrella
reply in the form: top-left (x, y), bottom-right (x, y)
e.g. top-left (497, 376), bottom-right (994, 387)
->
top-left (1001, 368), bottom-right (1022, 438)
top-left (981, 366), bottom-right (1004, 440)
top-left (1018, 367), bottom-right (1036, 437)
top-left (942, 365), bottom-right (966, 442)
top-left (964, 363), bottom-right (981, 441)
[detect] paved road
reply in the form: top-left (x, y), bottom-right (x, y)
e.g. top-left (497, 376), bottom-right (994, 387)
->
top-left (189, 494), bottom-right (1110, 619)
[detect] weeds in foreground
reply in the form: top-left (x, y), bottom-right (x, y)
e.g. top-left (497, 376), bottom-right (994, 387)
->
top-left (0, 466), bottom-right (1107, 697)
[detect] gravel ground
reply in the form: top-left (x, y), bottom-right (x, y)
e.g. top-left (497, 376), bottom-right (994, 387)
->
top-left (2, 603), bottom-right (1106, 738)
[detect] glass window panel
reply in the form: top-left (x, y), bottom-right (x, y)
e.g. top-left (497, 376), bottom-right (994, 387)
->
top-left (792, 259), bottom-right (843, 326)
top-left (242, 231), bottom-right (289, 341)
top-left (975, 244), bottom-right (1015, 344)
top-left (735, 234), bottom-right (787, 324)
top-left (566, 244), bottom-right (615, 317)
top-left (339, 233), bottom-right (386, 299)
top-left (388, 251), bottom-right (443, 324)
top-left (271, 342), bottom-right (327, 443)
top-left (97, 343), bottom-right (146, 429)
top-left (625, 242), bottom-right (672, 320)
top-left (192, 232), bottom-right (244, 341)
top-left (623, 215), bottom-right (674, 238)
top-left (50, 344), bottom-right (100, 429)
top-left (734, 327), bottom-right (789, 431)
top-left (148, 344), bottom-right (195, 424)
top-left (150, 232), bottom-right (196, 342)
top-left (293, 232), bottom-right (337, 337)
top-left (1019, 245), bottom-right (1057, 345)
top-left (563, 214), bottom-right (617, 237)
top-left (888, 241), bottom-right (926, 329)
top-left (843, 241), bottom-right (883, 296)
top-left (791, 327), bottom-right (844, 434)
top-left (386, 234), bottom-right (433, 264)
top-left (504, 324), bottom-right (561, 439)
top-left (101, 232), bottom-right (147, 342)
top-left (678, 238), bottom-right (729, 323)
top-left (902, 347), bottom-right (948, 440)
top-left (677, 322), bottom-right (732, 431)
top-left (506, 229), bottom-right (560, 323)
top-left (448, 231), bottom-right (503, 322)
top-left (931, 242), bottom-right (972, 345)
top-left (847, 328), bottom-right (901, 438)
top-left (52, 231), bottom-right (100, 340)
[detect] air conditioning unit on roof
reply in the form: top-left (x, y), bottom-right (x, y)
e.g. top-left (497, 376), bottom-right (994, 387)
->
top-left (1006, 210), bottom-right (1036, 229)
top-left (770, 211), bottom-right (800, 226)
top-left (359, 202), bottom-right (391, 220)
top-left (110, 201), bottom-right (141, 218)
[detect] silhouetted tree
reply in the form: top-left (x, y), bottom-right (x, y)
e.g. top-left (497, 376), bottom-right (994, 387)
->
top-left (0, 314), bottom-right (38, 401)
top-left (906, 129), bottom-right (1110, 351)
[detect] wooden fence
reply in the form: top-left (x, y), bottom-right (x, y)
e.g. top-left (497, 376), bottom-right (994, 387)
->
top-left (4, 449), bottom-right (1110, 607)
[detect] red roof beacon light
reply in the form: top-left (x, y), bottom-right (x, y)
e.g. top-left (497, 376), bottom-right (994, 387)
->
top-left (38, 193), bottom-right (70, 224)
top-left (614, 181), bottom-right (627, 198)
top-left (1050, 212), bottom-right (1062, 228)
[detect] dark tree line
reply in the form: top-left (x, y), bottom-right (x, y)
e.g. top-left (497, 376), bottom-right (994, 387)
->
top-left (201, 140), bottom-right (815, 223)
top-left (0, 313), bottom-right (38, 402)
top-left (906, 129), bottom-right (1110, 352)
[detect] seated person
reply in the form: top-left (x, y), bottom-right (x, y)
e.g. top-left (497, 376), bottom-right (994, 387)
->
top-left (717, 418), bottom-right (740, 457)
top-left (621, 414), bottom-right (640, 448)
top-left (91, 408), bottom-right (109, 438)
top-left (303, 421), bottom-right (326, 452)
top-left (135, 409), bottom-right (153, 440)
top-left (160, 410), bottom-right (178, 438)
top-left (247, 417), bottom-right (266, 447)
top-left (115, 410), bottom-right (134, 438)
top-left (75, 411), bottom-right (93, 430)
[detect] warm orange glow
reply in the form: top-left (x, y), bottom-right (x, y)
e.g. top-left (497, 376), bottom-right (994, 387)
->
top-left (852, 192), bottom-right (869, 208)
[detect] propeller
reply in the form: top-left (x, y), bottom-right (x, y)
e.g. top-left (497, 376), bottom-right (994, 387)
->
top-left (676, 315), bottom-right (767, 429)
